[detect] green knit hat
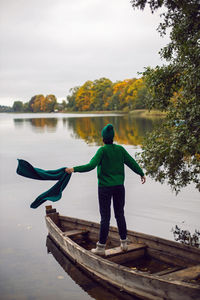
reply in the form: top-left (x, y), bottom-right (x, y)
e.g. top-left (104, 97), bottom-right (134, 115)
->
top-left (101, 124), bottom-right (114, 140)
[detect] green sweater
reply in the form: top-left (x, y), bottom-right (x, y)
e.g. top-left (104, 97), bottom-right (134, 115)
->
top-left (74, 144), bottom-right (144, 187)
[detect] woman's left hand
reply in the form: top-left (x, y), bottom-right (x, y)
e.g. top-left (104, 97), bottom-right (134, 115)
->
top-left (141, 176), bottom-right (146, 184)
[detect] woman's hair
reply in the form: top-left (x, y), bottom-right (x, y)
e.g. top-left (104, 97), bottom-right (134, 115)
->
top-left (103, 138), bottom-right (113, 144)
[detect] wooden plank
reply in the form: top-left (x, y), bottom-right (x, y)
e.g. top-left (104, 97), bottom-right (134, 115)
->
top-left (63, 229), bottom-right (89, 237)
top-left (47, 212), bottom-right (60, 226)
top-left (46, 205), bottom-right (57, 214)
top-left (162, 265), bottom-right (200, 281)
top-left (154, 266), bottom-right (182, 276)
top-left (147, 248), bottom-right (193, 268)
top-left (105, 243), bottom-right (146, 258)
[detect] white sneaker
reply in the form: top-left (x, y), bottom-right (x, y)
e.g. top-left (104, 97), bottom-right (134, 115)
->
top-left (120, 238), bottom-right (128, 251)
top-left (91, 242), bottom-right (106, 256)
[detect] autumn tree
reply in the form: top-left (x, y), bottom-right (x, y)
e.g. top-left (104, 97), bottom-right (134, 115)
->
top-left (112, 79), bottom-right (131, 110)
top-left (131, 0), bottom-right (200, 192)
top-left (125, 78), bottom-right (145, 110)
top-left (29, 94), bottom-right (57, 112)
top-left (75, 81), bottom-right (94, 111)
top-left (31, 95), bottom-right (45, 112)
top-left (111, 78), bottom-right (145, 110)
top-left (110, 91), bottom-right (121, 110)
top-left (66, 77), bottom-right (148, 111)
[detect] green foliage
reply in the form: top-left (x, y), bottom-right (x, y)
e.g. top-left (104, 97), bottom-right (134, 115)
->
top-left (67, 86), bottom-right (80, 111)
top-left (23, 102), bottom-right (30, 112)
top-left (13, 101), bottom-right (24, 112)
top-left (134, 86), bottom-right (148, 109)
top-left (28, 96), bottom-right (37, 112)
top-left (142, 65), bottom-right (181, 111)
top-left (0, 105), bottom-right (13, 112)
top-left (131, 0), bottom-right (200, 192)
top-left (172, 225), bottom-right (200, 248)
top-left (45, 95), bottom-right (57, 112)
top-left (92, 78), bottom-right (113, 110)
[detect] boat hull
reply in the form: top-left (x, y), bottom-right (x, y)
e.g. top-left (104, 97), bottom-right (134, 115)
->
top-left (45, 209), bottom-right (200, 300)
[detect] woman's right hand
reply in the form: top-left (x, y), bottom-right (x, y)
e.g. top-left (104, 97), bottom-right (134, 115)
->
top-left (65, 167), bottom-right (74, 174)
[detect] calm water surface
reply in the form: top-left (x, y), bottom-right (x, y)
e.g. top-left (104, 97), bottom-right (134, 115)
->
top-left (0, 113), bottom-right (199, 300)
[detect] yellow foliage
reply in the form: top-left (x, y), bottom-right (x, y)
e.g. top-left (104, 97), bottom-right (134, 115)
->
top-left (170, 88), bottom-right (184, 107)
top-left (70, 117), bottom-right (143, 146)
top-left (31, 94), bottom-right (57, 112)
top-left (75, 81), bottom-right (94, 111)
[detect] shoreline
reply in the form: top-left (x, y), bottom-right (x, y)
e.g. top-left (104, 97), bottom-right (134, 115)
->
top-left (0, 109), bottom-right (166, 117)
top-left (129, 109), bottom-right (166, 118)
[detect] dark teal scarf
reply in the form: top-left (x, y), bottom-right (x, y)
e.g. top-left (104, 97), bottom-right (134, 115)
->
top-left (16, 159), bottom-right (71, 209)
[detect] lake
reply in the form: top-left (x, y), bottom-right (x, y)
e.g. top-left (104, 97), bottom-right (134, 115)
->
top-left (0, 113), bottom-right (199, 300)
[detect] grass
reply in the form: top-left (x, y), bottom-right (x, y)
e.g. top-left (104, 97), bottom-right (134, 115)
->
top-left (129, 109), bottom-right (166, 118)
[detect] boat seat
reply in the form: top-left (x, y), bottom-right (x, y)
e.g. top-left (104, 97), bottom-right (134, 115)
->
top-left (105, 243), bottom-right (147, 263)
top-left (162, 264), bottom-right (200, 281)
top-left (63, 229), bottom-right (89, 237)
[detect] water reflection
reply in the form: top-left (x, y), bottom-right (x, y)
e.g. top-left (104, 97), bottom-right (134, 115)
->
top-left (13, 114), bottom-right (162, 146)
top-left (46, 236), bottom-right (139, 300)
top-left (66, 115), bottom-right (161, 146)
top-left (13, 118), bottom-right (58, 132)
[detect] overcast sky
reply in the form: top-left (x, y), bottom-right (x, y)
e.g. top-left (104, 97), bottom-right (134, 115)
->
top-left (0, 0), bottom-right (169, 106)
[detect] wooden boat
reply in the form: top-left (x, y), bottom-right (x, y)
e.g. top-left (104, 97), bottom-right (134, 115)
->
top-left (46, 235), bottom-right (137, 300)
top-left (45, 206), bottom-right (200, 300)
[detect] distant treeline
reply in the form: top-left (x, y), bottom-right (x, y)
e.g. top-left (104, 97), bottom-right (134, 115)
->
top-left (0, 77), bottom-right (148, 113)
top-left (67, 77), bottom-right (147, 111)
top-left (2, 95), bottom-right (60, 113)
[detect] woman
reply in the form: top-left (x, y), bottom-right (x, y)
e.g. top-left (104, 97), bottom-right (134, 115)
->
top-left (66, 124), bottom-right (146, 255)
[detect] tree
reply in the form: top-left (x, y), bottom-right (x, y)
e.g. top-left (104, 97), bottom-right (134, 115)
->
top-left (0, 105), bottom-right (13, 112)
top-left (61, 100), bottom-right (67, 110)
top-left (131, 0), bottom-right (200, 192)
top-left (112, 80), bottom-right (130, 110)
top-left (75, 81), bottom-right (94, 111)
top-left (65, 77), bottom-right (148, 112)
top-left (23, 102), bottom-right (31, 112)
top-left (125, 78), bottom-right (145, 109)
top-left (110, 91), bottom-right (121, 110)
top-left (28, 94), bottom-right (57, 112)
top-left (45, 94), bottom-right (57, 112)
top-left (31, 95), bottom-right (45, 112)
top-left (91, 78), bottom-right (113, 110)
top-left (28, 96), bottom-right (37, 112)
top-left (134, 85), bottom-right (148, 109)
top-left (67, 87), bottom-right (80, 111)
top-left (13, 101), bottom-right (23, 112)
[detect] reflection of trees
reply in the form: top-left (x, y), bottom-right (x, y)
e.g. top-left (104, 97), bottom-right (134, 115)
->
top-left (13, 118), bottom-right (58, 132)
top-left (66, 116), bottom-right (162, 146)
top-left (13, 115), bottom-right (162, 145)
top-left (13, 119), bottom-right (25, 128)
top-left (30, 118), bottom-right (58, 129)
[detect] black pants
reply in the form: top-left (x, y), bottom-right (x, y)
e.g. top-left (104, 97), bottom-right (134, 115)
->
top-left (98, 185), bottom-right (127, 244)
